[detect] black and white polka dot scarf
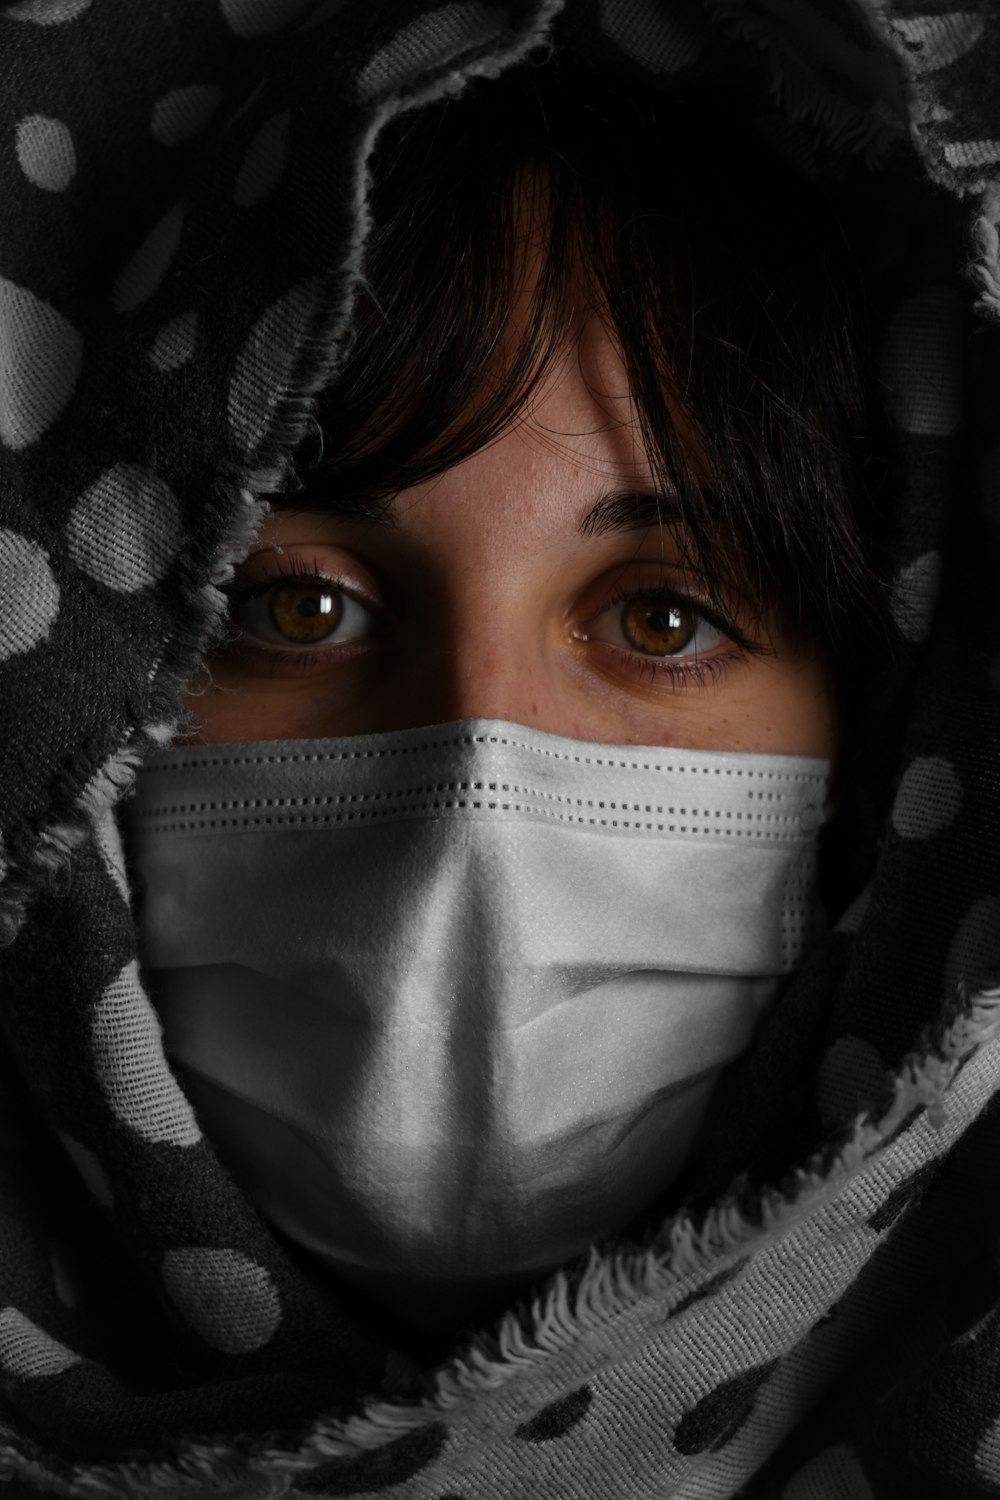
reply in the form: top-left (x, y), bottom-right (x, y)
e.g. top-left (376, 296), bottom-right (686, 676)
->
top-left (1, 1), bottom-right (1000, 1495)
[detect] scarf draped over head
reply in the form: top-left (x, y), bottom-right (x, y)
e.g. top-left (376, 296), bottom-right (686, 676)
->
top-left (0, 2), bottom-right (999, 1495)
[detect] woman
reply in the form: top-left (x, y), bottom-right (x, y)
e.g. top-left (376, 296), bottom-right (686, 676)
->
top-left (0, 2), bottom-right (998, 1497)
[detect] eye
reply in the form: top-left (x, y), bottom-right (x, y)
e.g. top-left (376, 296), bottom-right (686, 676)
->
top-left (227, 571), bottom-right (376, 652)
top-left (587, 586), bottom-right (727, 659)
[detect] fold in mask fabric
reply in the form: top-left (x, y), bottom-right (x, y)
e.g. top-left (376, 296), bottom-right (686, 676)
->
top-left (122, 719), bottom-right (830, 1339)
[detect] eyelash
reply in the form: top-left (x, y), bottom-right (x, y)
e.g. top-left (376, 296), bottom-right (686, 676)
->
top-left (225, 554), bottom-right (357, 679)
top-left (595, 581), bottom-right (754, 689)
top-left (611, 649), bottom-right (737, 689)
top-left (225, 555), bottom-right (757, 688)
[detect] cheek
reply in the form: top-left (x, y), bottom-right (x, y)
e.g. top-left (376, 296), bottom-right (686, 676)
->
top-left (771, 657), bottom-right (839, 759)
top-left (716, 653), bottom-right (839, 759)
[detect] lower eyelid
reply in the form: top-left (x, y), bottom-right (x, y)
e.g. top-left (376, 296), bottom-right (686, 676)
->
top-left (606, 643), bottom-right (741, 688)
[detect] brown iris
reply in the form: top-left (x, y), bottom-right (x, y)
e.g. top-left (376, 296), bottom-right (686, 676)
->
top-left (269, 582), bottom-right (343, 644)
top-left (621, 596), bottom-right (696, 655)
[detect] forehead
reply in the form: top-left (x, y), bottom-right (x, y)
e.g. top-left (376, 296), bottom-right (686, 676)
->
top-left (503, 167), bottom-right (634, 404)
top-left (262, 329), bottom-right (663, 550)
top-left (267, 164), bottom-right (700, 545)
top-left (498, 175), bottom-right (703, 486)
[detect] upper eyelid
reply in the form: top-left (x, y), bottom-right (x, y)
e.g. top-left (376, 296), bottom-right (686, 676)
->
top-left (589, 583), bottom-right (768, 658)
top-left (226, 570), bottom-right (376, 639)
top-left (228, 562), bottom-right (373, 609)
top-left (592, 581), bottom-right (733, 636)
top-left (229, 570), bottom-right (350, 598)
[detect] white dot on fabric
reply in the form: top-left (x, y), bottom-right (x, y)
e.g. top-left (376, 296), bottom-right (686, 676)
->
top-left (49, 1242), bottom-right (80, 1310)
top-left (976, 1406), bottom-right (1000, 1481)
top-left (228, 276), bottom-right (324, 453)
top-left (891, 756), bottom-right (963, 839)
top-left (57, 1133), bottom-right (114, 1207)
top-left (234, 113), bottom-right (291, 208)
top-left (599, 0), bottom-right (709, 72)
top-left (880, 286), bottom-right (964, 436)
top-left (817, 1036), bottom-right (887, 1130)
top-left (892, 13), bottom-right (986, 73)
top-left (783, 1443), bottom-right (877, 1499)
top-left (91, 960), bottom-right (202, 1147)
top-left (357, 3), bottom-right (507, 102)
top-left (65, 463), bottom-right (183, 593)
top-left (0, 278), bottom-right (83, 450)
top-left (4, 0), bottom-right (91, 20)
top-left (0, 530), bottom-right (60, 661)
top-left (891, 550), bottom-right (942, 644)
top-left (151, 84), bottom-right (223, 147)
top-left (944, 139), bottom-right (1000, 171)
top-left (15, 115), bottom-right (77, 192)
top-left (149, 311), bottom-right (198, 372)
top-left (0, 1309), bottom-right (81, 1379)
top-left (162, 1248), bottom-right (282, 1353)
top-left (219, 0), bottom-right (313, 37)
top-left (945, 897), bottom-right (1000, 1007)
top-left (111, 203), bottom-right (185, 314)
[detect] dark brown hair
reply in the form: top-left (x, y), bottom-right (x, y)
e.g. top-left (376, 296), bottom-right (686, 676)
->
top-left (284, 56), bottom-right (902, 759)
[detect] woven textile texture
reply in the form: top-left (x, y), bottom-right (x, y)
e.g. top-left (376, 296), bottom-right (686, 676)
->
top-left (1, 0), bottom-right (1000, 1495)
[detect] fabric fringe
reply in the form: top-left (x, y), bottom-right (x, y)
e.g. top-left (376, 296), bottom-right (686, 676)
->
top-left (1, 0), bottom-right (987, 1492)
top-left (705, 0), bottom-right (901, 167)
top-left (0, 477), bottom-right (274, 950)
top-left (0, 1446), bottom-right (80, 1499)
top-left (969, 182), bottom-right (1000, 325)
top-left (0, 6), bottom-right (570, 1493)
top-left (54, 983), bottom-right (1000, 1498)
top-left (0, 0), bottom-right (568, 962)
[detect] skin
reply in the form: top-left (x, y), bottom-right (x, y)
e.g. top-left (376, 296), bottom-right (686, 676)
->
top-left (178, 184), bottom-right (837, 763)
top-left (177, 337), bottom-right (837, 759)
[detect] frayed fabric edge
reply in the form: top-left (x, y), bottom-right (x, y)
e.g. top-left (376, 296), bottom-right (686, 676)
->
top-left (969, 181), bottom-right (1000, 326)
top-left (0, 477), bottom-right (275, 951)
top-left (0, 1447), bottom-right (81, 1499)
top-left (702, 2), bottom-right (1000, 332)
top-left (0, 6), bottom-right (571, 1498)
top-left (0, 0), bottom-right (565, 957)
top-left (306, 981), bottom-right (1000, 1433)
top-left (861, 0), bottom-right (1000, 329)
top-left (704, 0), bottom-right (904, 167)
top-left (55, 983), bottom-right (1000, 1498)
top-left (1, 1), bottom-right (994, 1492)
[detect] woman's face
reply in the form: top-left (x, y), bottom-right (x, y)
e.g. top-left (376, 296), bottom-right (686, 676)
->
top-left (178, 310), bottom-right (837, 759)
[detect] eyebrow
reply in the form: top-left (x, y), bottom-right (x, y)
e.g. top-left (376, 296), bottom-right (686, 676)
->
top-left (284, 488), bottom-right (685, 537)
top-left (577, 489), bottom-right (684, 538)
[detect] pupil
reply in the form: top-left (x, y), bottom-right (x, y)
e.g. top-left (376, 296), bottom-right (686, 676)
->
top-left (622, 597), bottom-right (692, 655)
top-left (648, 608), bottom-right (678, 632)
top-left (270, 584), bottom-right (341, 645)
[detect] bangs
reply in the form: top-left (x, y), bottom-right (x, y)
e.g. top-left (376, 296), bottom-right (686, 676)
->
top-left (286, 58), bottom-right (900, 676)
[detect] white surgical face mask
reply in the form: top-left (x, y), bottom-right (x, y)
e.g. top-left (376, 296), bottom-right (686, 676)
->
top-left (122, 719), bottom-right (830, 1340)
